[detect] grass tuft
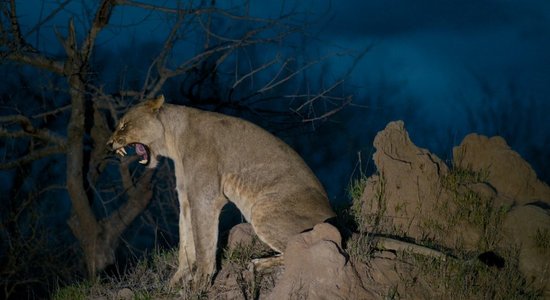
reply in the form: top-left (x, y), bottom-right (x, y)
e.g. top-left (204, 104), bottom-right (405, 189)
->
top-left (52, 282), bottom-right (89, 300)
top-left (440, 166), bottom-right (509, 250)
top-left (345, 174), bottom-right (385, 264)
top-left (221, 237), bottom-right (274, 300)
top-left (534, 228), bottom-right (550, 252)
top-left (51, 248), bottom-right (209, 300)
top-left (403, 248), bottom-right (543, 299)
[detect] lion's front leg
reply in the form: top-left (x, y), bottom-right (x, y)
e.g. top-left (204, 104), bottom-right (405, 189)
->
top-left (191, 194), bottom-right (226, 283)
top-left (170, 192), bottom-right (196, 286)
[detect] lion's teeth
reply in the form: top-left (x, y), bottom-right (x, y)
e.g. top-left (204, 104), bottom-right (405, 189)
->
top-left (138, 159), bottom-right (148, 165)
top-left (120, 147), bottom-right (127, 155)
top-left (116, 148), bottom-right (125, 157)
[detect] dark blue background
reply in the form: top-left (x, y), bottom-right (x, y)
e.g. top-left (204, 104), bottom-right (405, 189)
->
top-left (2, 0), bottom-right (548, 201)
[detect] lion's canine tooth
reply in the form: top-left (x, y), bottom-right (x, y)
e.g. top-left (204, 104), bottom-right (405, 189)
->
top-left (116, 148), bottom-right (126, 157)
top-left (138, 159), bottom-right (148, 164)
top-left (120, 147), bottom-right (127, 155)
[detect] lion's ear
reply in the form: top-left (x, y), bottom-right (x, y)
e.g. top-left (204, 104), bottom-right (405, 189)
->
top-left (147, 95), bottom-right (165, 112)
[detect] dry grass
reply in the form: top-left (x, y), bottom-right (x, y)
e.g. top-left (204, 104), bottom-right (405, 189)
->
top-left (440, 166), bottom-right (509, 250)
top-left (401, 248), bottom-right (543, 299)
top-left (344, 166), bottom-right (544, 299)
top-left (52, 248), bottom-right (209, 300)
top-left (220, 237), bottom-right (275, 300)
top-left (534, 228), bottom-right (550, 253)
top-left (345, 175), bottom-right (378, 264)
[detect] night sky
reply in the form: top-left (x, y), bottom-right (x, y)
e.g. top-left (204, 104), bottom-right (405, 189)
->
top-left (5, 0), bottom-right (550, 198)
top-left (287, 0), bottom-right (550, 198)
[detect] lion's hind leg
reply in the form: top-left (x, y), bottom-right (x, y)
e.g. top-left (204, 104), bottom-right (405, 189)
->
top-left (249, 189), bottom-right (335, 254)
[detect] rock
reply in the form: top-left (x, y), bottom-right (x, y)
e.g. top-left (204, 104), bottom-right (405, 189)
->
top-left (360, 121), bottom-right (481, 248)
top-left (115, 288), bottom-right (134, 300)
top-left (369, 120), bottom-right (450, 237)
top-left (266, 223), bottom-right (374, 300)
top-left (227, 223), bottom-right (258, 250)
top-left (358, 121), bottom-right (550, 297)
top-left (453, 134), bottom-right (550, 296)
top-left (453, 134), bottom-right (550, 206)
top-left (502, 204), bottom-right (550, 297)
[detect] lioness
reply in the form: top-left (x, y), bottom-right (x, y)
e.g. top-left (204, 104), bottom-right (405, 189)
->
top-left (107, 95), bottom-right (336, 284)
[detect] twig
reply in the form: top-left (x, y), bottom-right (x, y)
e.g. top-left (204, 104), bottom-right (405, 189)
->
top-left (0, 114), bottom-right (67, 146)
top-left (232, 55), bottom-right (280, 89)
top-left (293, 78), bottom-right (345, 112)
top-left (24, 0), bottom-right (72, 38)
top-left (300, 96), bottom-right (352, 123)
top-left (32, 104), bottom-right (71, 119)
top-left (0, 145), bottom-right (66, 169)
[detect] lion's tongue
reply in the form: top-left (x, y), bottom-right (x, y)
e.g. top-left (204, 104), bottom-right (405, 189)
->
top-left (135, 144), bottom-right (148, 162)
top-left (135, 143), bottom-right (146, 155)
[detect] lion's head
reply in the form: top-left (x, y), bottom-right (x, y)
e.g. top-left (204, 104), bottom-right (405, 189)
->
top-left (107, 95), bottom-right (165, 168)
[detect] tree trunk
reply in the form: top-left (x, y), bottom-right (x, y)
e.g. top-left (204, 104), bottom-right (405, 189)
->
top-left (64, 68), bottom-right (155, 277)
top-left (2, 0), bottom-right (155, 279)
top-left (63, 50), bottom-right (103, 276)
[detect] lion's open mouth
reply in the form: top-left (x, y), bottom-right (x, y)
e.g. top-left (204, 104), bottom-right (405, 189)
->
top-left (115, 143), bottom-right (150, 165)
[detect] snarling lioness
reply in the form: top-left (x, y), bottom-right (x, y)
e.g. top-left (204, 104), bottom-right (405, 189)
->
top-left (107, 95), bottom-right (336, 284)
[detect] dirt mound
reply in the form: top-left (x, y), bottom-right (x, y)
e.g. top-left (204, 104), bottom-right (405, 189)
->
top-left (454, 134), bottom-right (550, 206)
top-left (356, 121), bottom-right (550, 297)
top-left (266, 223), bottom-right (373, 299)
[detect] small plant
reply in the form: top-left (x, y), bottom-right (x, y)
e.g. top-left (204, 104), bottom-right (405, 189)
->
top-left (346, 233), bottom-right (376, 264)
top-left (51, 248), bottom-right (210, 300)
top-left (222, 238), bottom-right (273, 300)
top-left (223, 238), bottom-right (272, 269)
top-left (385, 285), bottom-right (400, 300)
top-left (441, 167), bottom-right (489, 191)
top-left (402, 248), bottom-right (543, 299)
top-left (350, 174), bottom-right (388, 234)
top-left (52, 282), bottom-right (89, 300)
top-left (534, 228), bottom-right (550, 252)
top-left (345, 174), bottom-right (392, 264)
top-left (440, 166), bottom-right (509, 250)
top-left (348, 176), bottom-right (369, 204)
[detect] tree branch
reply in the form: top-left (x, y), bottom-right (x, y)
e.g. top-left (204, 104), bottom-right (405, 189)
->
top-left (1, 1), bottom-right (65, 74)
top-left (0, 114), bottom-right (67, 146)
top-left (104, 167), bottom-right (154, 238)
top-left (31, 104), bottom-right (72, 120)
top-left (117, 0), bottom-right (212, 15)
top-left (300, 96), bottom-right (353, 123)
top-left (7, 0), bottom-right (24, 49)
top-left (0, 145), bottom-right (66, 169)
top-left (118, 0), bottom-right (290, 24)
top-left (81, 0), bottom-right (117, 60)
top-left (24, 0), bottom-right (72, 38)
top-left (142, 8), bottom-right (187, 98)
top-left (4, 52), bottom-right (64, 74)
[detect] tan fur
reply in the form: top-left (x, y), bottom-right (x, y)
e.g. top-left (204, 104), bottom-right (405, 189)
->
top-left (107, 95), bottom-right (336, 284)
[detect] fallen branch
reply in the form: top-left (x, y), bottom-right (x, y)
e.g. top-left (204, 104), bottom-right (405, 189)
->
top-left (374, 237), bottom-right (448, 260)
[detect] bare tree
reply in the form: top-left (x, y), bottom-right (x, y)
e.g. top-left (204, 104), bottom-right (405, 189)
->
top-left (0, 0), bottom-right (361, 280)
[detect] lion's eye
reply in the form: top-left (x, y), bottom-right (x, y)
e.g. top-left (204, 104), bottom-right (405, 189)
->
top-left (119, 122), bottom-right (127, 131)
